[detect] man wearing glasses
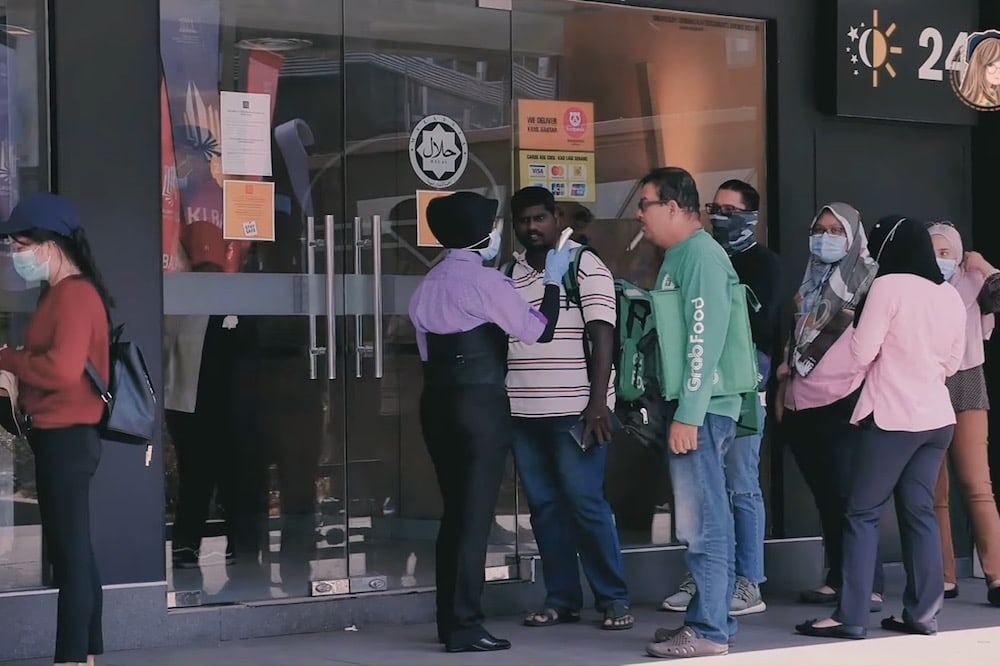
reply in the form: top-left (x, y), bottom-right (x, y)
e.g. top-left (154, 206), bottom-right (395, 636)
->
top-left (661, 180), bottom-right (782, 618)
top-left (636, 167), bottom-right (741, 658)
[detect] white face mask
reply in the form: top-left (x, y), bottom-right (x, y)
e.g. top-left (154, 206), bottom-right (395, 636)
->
top-left (476, 228), bottom-right (502, 261)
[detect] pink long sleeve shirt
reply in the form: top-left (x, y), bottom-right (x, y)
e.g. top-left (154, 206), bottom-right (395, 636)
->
top-left (850, 274), bottom-right (967, 431)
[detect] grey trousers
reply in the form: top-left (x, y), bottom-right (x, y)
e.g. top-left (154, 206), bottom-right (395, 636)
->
top-left (833, 423), bottom-right (953, 629)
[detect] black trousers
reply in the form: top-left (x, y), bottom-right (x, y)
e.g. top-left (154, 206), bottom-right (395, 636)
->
top-left (166, 315), bottom-right (240, 554)
top-left (166, 408), bottom-right (236, 553)
top-left (783, 392), bottom-right (885, 593)
top-left (834, 424), bottom-right (952, 628)
top-left (420, 383), bottom-right (511, 645)
top-left (30, 425), bottom-right (103, 663)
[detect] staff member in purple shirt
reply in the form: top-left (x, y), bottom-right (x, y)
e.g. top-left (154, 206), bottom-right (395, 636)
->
top-left (409, 191), bottom-right (571, 653)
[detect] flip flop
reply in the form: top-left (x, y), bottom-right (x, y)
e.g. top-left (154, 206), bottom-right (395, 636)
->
top-left (524, 608), bottom-right (580, 627)
top-left (602, 601), bottom-right (635, 631)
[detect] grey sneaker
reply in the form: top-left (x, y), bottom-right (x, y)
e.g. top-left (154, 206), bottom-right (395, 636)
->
top-left (730, 576), bottom-right (767, 616)
top-left (654, 626), bottom-right (734, 648)
top-left (646, 626), bottom-right (728, 658)
top-left (661, 573), bottom-right (696, 612)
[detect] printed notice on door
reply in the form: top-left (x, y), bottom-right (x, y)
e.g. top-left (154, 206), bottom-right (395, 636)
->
top-left (223, 180), bottom-right (275, 241)
top-left (220, 91), bottom-right (273, 177)
top-left (518, 151), bottom-right (596, 202)
top-left (518, 100), bottom-right (595, 152)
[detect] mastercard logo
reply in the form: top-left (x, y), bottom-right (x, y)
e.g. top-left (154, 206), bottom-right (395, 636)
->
top-left (549, 165), bottom-right (566, 179)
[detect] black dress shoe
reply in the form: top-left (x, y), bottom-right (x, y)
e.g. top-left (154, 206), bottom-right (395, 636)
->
top-left (795, 619), bottom-right (866, 640)
top-left (987, 585), bottom-right (1000, 607)
top-left (445, 635), bottom-right (512, 653)
top-left (944, 584), bottom-right (959, 600)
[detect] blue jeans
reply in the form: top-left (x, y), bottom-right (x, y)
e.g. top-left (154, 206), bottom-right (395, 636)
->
top-left (723, 352), bottom-right (770, 584)
top-left (512, 416), bottom-right (630, 612)
top-left (669, 413), bottom-right (738, 645)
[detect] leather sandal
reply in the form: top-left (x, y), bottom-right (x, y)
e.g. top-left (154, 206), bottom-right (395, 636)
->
top-left (524, 607), bottom-right (580, 627)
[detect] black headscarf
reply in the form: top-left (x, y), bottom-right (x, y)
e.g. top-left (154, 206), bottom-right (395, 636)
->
top-left (854, 215), bottom-right (943, 326)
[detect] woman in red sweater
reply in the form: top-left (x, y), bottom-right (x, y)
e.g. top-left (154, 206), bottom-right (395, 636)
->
top-left (0, 194), bottom-right (112, 666)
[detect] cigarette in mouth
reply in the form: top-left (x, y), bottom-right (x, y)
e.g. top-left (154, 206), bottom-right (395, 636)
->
top-left (627, 230), bottom-right (644, 252)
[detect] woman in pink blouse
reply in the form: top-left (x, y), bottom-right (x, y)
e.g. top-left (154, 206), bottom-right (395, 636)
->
top-left (928, 222), bottom-right (1000, 606)
top-left (796, 216), bottom-right (966, 640)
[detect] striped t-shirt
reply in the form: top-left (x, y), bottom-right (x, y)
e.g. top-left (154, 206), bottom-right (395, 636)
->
top-left (506, 242), bottom-right (617, 418)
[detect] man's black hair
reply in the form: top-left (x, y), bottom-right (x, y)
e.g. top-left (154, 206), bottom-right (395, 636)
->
top-left (639, 167), bottom-right (700, 214)
top-left (717, 179), bottom-right (760, 211)
top-left (511, 186), bottom-right (556, 218)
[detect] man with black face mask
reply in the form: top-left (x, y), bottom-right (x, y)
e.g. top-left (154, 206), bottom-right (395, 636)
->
top-left (661, 179), bottom-right (782, 618)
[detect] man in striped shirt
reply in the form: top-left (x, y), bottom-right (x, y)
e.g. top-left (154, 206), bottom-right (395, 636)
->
top-left (504, 186), bottom-right (632, 631)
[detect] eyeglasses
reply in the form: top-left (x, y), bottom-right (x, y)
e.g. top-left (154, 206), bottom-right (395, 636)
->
top-left (704, 203), bottom-right (750, 216)
top-left (637, 198), bottom-right (672, 213)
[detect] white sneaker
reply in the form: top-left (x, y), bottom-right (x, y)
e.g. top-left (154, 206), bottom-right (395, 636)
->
top-left (661, 572), bottom-right (696, 612)
top-left (730, 576), bottom-right (767, 616)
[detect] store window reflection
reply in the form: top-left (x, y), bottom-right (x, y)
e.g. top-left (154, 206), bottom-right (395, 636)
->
top-left (0, 1), bottom-right (52, 593)
top-left (511, 2), bottom-right (768, 548)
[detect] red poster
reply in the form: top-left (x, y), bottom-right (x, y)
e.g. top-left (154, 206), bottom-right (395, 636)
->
top-left (161, 78), bottom-right (183, 273)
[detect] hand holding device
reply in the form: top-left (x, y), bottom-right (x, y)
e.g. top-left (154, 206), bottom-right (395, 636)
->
top-left (544, 233), bottom-right (573, 285)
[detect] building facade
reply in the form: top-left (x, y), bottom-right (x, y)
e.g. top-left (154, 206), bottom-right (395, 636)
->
top-left (0, 0), bottom-right (994, 660)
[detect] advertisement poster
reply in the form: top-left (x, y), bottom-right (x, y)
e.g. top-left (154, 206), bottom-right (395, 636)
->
top-left (415, 189), bottom-right (454, 247)
top-left (518, 99), bottom-right (595, 152)
top-left (518, 151), bottom-right (596, 202)
top-left (223, 180), bottom-right (275, 241)
top-left (161, 76), bottom-right (183, 273)
top-left (220, 91), bottom-right (273, 177)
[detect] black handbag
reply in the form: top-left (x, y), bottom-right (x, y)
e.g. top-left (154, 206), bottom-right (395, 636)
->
top-left (85, 323), bottom-right (156, 464)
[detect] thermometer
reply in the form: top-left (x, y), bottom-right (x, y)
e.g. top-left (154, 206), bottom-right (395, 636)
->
top-left (557, 227), bottom-right (574, 251)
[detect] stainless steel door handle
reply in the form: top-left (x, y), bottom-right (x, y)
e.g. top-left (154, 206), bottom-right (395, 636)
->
top-left (353, 216), bottom-right (364, 378)
top-left (371, 215), bottom-right (384, 379)
top-left (306, 215), bottom-right (320, 380)
top-left (352, 216), bottom-right (384, 379)
top-left (324, 214), bottom-right (337, 380)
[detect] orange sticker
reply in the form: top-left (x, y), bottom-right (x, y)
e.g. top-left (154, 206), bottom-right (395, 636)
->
top-left (518, 100), bottom-right (595, 152)
top-left (416, 189), bottom-right (454, 248)
top-left (223, 180), bottom-right (275, 241)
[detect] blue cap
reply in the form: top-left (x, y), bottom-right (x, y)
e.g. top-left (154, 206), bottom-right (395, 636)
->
top-left (1, 193), bottom-right (80, 238)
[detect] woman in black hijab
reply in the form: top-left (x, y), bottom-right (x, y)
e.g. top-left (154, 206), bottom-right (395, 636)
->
top-left (797, 216), bottom-right (967, 640)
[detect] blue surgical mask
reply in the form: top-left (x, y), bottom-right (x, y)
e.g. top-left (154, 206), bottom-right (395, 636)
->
top-left (477, 229), bottom-right (502, 262)
top-left (12, 247), bottom-right (49, 282)
top-left (937, 258), bottom-right (957, 282)
top-left (710, 211), bottom-right (759, 254)
top-left (809, 233), bottom-right (849, 264)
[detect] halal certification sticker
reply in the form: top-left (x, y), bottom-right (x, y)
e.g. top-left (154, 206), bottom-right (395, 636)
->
top-left (408, 115), bottom-right (469, 189)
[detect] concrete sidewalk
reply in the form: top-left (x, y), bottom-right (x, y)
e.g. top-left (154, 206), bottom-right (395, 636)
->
top-left (9, 580), bottom-right (1000, 665)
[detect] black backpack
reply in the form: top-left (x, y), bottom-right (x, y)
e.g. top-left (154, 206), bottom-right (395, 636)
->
top-left (85, 323), bottom-right (156, 464)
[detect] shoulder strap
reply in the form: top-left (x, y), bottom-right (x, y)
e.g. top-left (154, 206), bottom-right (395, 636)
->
top-left (85, 361), bottom-right (111, 403)
top-left (501, 259), bottom-right (515, 279)
top-left (563, 245), bottom-right (593, 309)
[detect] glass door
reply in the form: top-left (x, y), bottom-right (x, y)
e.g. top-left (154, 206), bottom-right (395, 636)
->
top-left (161, 0), bottom-right (349, 605)
top-left (336, 0), bottom-right (519, 593)
top-left (161, 0), bottom-right (524, 605)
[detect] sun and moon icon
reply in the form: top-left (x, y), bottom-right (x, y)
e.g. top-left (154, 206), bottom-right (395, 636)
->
top-left (846, 9), bottom-right (904, 88)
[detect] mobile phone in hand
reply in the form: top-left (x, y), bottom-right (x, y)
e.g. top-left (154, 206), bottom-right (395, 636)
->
top-left (569, 413), bottom-right (623, 451)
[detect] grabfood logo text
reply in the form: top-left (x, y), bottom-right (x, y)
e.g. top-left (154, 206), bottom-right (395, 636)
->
top-left (687, 296), bottom-right (706, 391)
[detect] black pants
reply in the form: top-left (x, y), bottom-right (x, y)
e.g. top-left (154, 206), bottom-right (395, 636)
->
top-left (420, 383), bottom-right (511, 645)
top-left (30, 425), bottom-right (103, 663)
top-left (166, 315), bottom-right (240, 554)
top-left (166, 409), bottom-right (236, 553)
top-left (784, 392), bottom-right (885, 593)
top-left (834, 424), bottom-right (953, 628)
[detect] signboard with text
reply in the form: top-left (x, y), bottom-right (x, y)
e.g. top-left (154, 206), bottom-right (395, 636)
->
top-left (517, 100), bottom-right (595, 151)
top-left (518, 151), bottom-right (596, 202)
top-left (834, 0), bottom-right (978, 125)
top-left (223, 180), bottom-right (275, 241)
